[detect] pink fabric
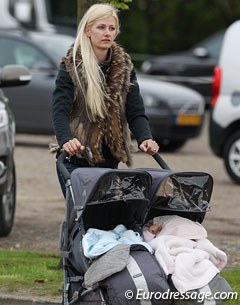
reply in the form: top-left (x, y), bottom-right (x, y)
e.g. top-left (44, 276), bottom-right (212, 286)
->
top-left (143, 229), bottom-right (156, 242)
top-left (152, 215), bottom-right (207, 240)
top-left (149, 234), bottom-right (227, 293)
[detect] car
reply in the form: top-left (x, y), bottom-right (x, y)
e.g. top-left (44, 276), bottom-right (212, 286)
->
top-left (209, 20), bottom-right (240, 184)
top-left (140, 30), bottom-right (225, 107)
top-left (138, 74), bottom-right (205, 151)
top-left (0, 29), bottom-right (74, 134)
top-left (0, 64), bottom-right (31, 237)
top-left (0, 29), bottom-right (204, 151)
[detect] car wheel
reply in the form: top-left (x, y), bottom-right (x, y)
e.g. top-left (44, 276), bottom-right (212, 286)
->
top-left (0, 164), bottom-right (16, 237)
top-left (223, 130), bottom-right (240, 184)
top-left (158, 139), bottom-right (187, 152)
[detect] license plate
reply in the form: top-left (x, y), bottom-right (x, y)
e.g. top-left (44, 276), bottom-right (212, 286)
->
top-left (176, 114), bottom-right (202, 126)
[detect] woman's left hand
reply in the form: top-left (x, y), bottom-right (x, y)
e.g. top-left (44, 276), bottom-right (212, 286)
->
top-left (139, 139), bottom-right (159, 155)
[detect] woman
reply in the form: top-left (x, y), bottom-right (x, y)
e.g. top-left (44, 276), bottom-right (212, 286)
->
top-left (52, 3), bottom-right (159, 195)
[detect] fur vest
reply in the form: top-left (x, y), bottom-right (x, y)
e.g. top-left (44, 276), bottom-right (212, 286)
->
top-left (62, 43), bottom-right (134, 166)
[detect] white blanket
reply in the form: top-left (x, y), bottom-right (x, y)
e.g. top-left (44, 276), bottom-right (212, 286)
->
top-left (149, 235), bottom-right (227, 293)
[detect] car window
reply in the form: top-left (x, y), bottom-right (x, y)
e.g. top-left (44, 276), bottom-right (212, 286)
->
top-left (196, 32), bottom-right (224, 59)
top-left (0, 37), bottom-right (52, 69)
top-left (34, 35), bottom-right (74, 62)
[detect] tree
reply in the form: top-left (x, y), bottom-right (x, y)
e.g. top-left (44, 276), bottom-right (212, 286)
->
top-left (77, 0), bottom-right (132, 21)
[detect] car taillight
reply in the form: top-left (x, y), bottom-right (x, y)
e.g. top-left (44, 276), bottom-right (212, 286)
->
top-left (211, 66), bottom-right (222, 107)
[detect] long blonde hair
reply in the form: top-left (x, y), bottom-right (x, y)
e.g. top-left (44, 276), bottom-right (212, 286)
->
top-left (73, 4), bottom-right (119, 122)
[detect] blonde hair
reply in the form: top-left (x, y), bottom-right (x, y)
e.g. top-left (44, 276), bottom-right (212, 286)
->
top-left (73, 4), bottom-right (119, 121)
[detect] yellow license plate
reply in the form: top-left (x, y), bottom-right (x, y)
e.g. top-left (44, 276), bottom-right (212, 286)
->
top-left (177, 114), bottom-right (202, 126)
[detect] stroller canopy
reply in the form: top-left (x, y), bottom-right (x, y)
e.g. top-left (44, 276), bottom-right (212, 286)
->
top-left (70, 168), bottom-right (152, 230)
top-left (70, 167), bottom-right (152, 208)
top-left (144, 168), bottom-right (214, 223)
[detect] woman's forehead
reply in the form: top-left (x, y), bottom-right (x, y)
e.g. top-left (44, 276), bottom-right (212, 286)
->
top-left (93, 16), bottom-right (117, 26)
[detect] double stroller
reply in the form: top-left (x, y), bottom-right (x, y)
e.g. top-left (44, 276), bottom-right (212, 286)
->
top-left (57, 152), bottom-right (230, 305)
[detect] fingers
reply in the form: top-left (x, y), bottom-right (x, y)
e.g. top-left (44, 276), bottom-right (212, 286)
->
top-left (62, 138), bottom-right (85, 155)
top-left (139, 139), bottom-right (159, 155)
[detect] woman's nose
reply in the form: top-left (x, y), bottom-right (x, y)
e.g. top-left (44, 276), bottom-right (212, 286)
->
top-left (104, 28), bottom-right (111, 35)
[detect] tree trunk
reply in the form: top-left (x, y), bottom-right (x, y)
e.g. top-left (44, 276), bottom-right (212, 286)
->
top-left (77, 0), bottom-right (97, 22)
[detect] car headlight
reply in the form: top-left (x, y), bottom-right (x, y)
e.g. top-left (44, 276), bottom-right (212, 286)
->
top-left (0, 109), bottom-right (8, 128)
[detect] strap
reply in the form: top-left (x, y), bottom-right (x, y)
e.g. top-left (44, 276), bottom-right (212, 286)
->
top-left (127, 255), bottom-right (151, 305)
top-left (199, 285), bottom-right (216, 305)
top-left (69, 276), bottom-right (84, 283)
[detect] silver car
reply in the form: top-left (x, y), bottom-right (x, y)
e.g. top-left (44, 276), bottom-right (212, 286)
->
top-left (0, 29), bottom-right (204, 151)
top-left (0, 65), bottom-right (31, 237)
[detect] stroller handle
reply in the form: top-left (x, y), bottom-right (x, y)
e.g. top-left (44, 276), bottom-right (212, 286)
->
top-left (57, 150), bottom-right (171, 179)
top-left (152, 153), bottom-right (171, 170)
top-left (56, 150), bottom-right (71, 180)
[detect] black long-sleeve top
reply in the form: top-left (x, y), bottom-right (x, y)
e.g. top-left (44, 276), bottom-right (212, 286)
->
top-left (52, 62), bottom-right (152, 161)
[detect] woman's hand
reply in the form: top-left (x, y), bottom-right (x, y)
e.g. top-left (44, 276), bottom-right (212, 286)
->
top-left (62, 138), bottom-right (85, 155)
top-left (139, 139), bottom-right (159, 155)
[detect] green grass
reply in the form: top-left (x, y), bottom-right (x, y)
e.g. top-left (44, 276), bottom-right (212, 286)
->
top-left (220, 268), bottom-right (240, 304)
top-left (0, 250), bottom-right (239, 303)
top-left (0, 250), bottom-right (62, 298)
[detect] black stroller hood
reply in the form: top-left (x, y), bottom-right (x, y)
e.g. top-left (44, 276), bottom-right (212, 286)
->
top-left (70, 167), bottom-right (152, 230)
top-left (70, 167), bottom-right (152, 207)
top-left (70, 166), bottom-right (213, 229)
top-left (145, 168), bottom-right (214, 223)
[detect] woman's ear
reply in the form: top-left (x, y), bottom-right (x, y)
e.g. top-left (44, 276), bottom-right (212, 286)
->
top-left (85, 26), bottom-right (91, 38)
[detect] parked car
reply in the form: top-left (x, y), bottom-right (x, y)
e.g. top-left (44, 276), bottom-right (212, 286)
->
top-left (0, 29), bottom-right (205, 151)
top-left (141, 30), bottom-right (225, 107)
top-left (0, 29), bottom-right (74, 134)
top-left (209, 20), bottom-right (240, 184)
top-left (138, 75), bottom-right (204, 151)
top-left (0, 64), bottom-right (31, 237)
top-left (0, 0), bottom-right (76, 35)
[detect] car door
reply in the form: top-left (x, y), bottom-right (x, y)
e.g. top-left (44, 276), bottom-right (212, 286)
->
top-left (0, 35), bottom-right (56, 134)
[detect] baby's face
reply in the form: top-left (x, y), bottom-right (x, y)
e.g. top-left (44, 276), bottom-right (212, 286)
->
top-left (149, 224), bottom-right (162, 234)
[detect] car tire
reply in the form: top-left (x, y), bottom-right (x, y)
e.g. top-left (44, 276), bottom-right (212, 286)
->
top-left (158, 139), bottom-right (187, 152)
top-left (0, 164), bottom-right (16, 237)
top-left (223, 130), bottom-right (240, 184)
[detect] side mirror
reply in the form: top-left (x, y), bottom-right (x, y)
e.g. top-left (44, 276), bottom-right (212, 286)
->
top-left (192, 47), bottom-right (209, 58)
top-left (13, 2), bottom-right (32, 23)
top-left (0, 65), bottom-right (31, 87)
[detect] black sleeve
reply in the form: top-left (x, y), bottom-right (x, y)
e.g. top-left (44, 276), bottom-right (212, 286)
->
top-left (126, 69), bottom-right (153, 145)
top-left (52, 63), bottom-right (74, 147)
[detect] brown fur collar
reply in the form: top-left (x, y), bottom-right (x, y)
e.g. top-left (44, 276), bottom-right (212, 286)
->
top-left (62, 43), bottom-right (134, 166)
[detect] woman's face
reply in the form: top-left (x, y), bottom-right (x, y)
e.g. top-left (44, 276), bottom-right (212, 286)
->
top-left (85, 16), bottom-right (117, 52)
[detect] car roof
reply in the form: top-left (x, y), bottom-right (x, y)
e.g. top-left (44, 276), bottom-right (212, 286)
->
top-left (0, 28), bottom-right (74, 65)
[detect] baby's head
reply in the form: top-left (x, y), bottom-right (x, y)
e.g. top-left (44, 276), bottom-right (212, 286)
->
top-left (148, 224), bottom-right (162, 235)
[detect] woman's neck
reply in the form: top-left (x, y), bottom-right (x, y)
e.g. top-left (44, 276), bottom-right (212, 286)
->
top-left (93, 48), bottom-right (109, 63)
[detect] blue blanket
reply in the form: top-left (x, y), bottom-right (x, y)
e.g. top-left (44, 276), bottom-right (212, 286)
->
top-left (82, 224), bottom-right (153, 258)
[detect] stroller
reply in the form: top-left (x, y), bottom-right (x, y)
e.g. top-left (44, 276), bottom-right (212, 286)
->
top-left (57, 151), bottom-right (226, 305)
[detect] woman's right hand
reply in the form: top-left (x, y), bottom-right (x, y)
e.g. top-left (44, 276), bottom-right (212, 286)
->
top-left (62, 138), bottom-right (85, 155)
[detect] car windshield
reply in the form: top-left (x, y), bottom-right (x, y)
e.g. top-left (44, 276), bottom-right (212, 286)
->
top-left (194, 31), bottom-right (225, 58)
top-left (31, 33), bottom-right (74, 62)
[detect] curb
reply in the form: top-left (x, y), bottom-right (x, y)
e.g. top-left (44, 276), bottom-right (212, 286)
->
top-left (0, 294), bottom-right (60, 305)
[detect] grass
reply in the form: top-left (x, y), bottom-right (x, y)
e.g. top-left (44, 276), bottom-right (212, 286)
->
top-left (220, 268), bottom-right (240, 304)
top-left (0, 250), bottom-right (239, 303)
top-left (0, 250), bottom-right (62, 299)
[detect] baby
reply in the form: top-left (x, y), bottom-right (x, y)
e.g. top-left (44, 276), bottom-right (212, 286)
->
top-left (143, 223), bottom-right (162, 242)
top-left (142, 215), bottom-right (208, 243)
